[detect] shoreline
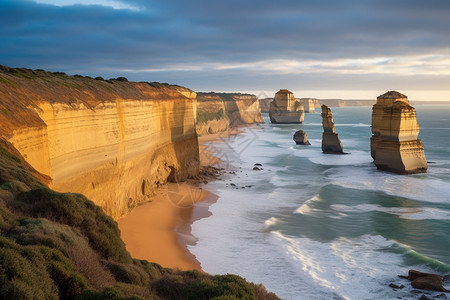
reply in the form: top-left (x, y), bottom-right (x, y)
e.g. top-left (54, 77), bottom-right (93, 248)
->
top-left (118, 129), bottom-right (239, 271)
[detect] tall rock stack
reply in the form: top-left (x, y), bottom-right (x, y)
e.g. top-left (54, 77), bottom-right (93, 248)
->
top-left (269, 89), bottom-right (305, 123)
top-left (371, 91), bottom-right (427, 174)
top-left (321, 105), bottom-right (344, 154)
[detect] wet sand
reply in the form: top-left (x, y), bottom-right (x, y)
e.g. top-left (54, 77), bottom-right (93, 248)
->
top-left (117, 130), bottom-right (238, 270)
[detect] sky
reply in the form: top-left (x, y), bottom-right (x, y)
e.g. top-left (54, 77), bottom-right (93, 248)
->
top-left (1, 0), bottom-right (450, 100)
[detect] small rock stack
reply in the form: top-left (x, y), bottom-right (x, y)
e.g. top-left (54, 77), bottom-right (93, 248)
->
top-left (371, 91), bottom-right (427, 174)
top-left (321, 105), bottom-right (344, 154)
top-left (293, 130), bottom-right (311, 145)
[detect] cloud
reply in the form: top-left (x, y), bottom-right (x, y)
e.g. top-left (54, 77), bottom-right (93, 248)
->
top-left (0, 0), bottom-right (449, 98)
top-left (31, 0), bottom-right (139, 10)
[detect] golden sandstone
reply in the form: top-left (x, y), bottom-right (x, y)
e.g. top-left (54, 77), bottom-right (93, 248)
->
top-left (371, 91), bottom-right (427, 174)
top-left (269, 89), bottom-right (305, 123)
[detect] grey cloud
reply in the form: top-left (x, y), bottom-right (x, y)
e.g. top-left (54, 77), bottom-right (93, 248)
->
top-left (0, 0), bottom-right (449, 92)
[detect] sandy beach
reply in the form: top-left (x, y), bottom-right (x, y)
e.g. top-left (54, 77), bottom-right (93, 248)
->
top-left (118, 130), bottom-right (238, 271)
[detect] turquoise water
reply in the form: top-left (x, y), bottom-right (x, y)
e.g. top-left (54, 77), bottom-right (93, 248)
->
top-left (190, 105), bottom-right (450, 299)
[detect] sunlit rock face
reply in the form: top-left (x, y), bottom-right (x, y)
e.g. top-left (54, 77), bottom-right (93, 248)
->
top-left (299, 98), bottom-right (316, 113)
top-left (0, 70), bottom-right (199, 218)
top-left (196, 92), bottom-right (263, 135)
top-left (269, 89), bottom-right (305, 124)
top-left (370, 91), bottom-right (427, 174)
top-left (321, 105), bottom-right (344, 154)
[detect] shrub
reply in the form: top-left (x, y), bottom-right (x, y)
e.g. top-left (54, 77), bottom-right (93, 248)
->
top-left (104, 260), bottom-right (150, 285)
top-left (181, 274), bottom-right (256, 300)
top-left (13, 188), bottom-right (132, 263)
top-left (116, 77), bottom-right (128, 82)
top-left (0, 237), bottom-right (59, 299)
top-left (77, 286), bottom-right (143, 300)
top-left (39, 246), bottom-right (88, 299)
top-left (132, 259), bottom-right (165, 281)
top-left (95, 76), bottom-right (105, 81)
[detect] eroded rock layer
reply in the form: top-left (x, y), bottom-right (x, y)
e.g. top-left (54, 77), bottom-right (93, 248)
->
top-left (0, 67), bottom-right (199, 218)
top-left (371, 91), bottom-right (427, 174)
top-left (269, 89), bottom-right (305, 124)
top-left (321, 105), bottom-right (344, 154)
top-left (196, 92), bottom-right (263, 135)
top-left (299, 98), bottom-right (316, 113)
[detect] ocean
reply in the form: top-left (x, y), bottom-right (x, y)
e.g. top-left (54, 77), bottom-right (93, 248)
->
top-left (189, 105), bottom-right (450, 300)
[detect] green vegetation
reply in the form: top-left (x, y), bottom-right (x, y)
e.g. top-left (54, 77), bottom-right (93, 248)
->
top-left (197, 108), bottom-right (228, 124)
top-left (0, 137), bottom-right (279, 299)
top-left (0, 142), bottom-right (20, 163)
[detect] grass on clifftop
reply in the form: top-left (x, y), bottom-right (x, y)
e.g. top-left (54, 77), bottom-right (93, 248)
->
top-left (0, 137), bottom-right (279, 300)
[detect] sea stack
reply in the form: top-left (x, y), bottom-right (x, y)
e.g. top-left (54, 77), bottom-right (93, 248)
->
top-left (293, 130), bottom-right (311, 145)
top-left (371, 91), bottom-right (427, 174)
top-left (269, 89), bottom-right (305, 123)
top-left (321, 105), bottom-right (344, 154)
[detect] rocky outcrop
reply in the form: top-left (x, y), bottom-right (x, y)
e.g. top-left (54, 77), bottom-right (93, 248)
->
top-left (371, 91), bottom-right (427, 174)
top-left (269, 89), bottom-right (304, 124)
top-left (0, 67), bottom-right (199, 218)
top-left (400, 270), bottom-right (449, 292)
top-left (196, 92), bottom-right (263, 135)
top-left (259, 98), bottom-right (272, 113)
top-left (293, 130), bottom-right (311, 145)
top-left (299, 98), bottom-right (316, 113)
top-left (321, 105), bottom-right (344, 154)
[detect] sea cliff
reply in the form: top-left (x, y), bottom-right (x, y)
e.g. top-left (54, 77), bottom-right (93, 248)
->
top-left (0, 66), bottom-right (199, 218)
top-left (196, 92), bottom-right (263, 135)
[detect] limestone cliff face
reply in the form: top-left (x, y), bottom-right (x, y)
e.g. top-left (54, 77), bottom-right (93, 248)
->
top-left (196, 92), bottom-right (263, 135)
top-left (269, 90), bottom-right (305, 124)
top-left (299, 98), bottom-right (316, 113)
top-left (259, 98), bottom-right (272, 113)
top-left (0, 67), bottom-right (199, 218)
top-left (371, 91), bottom-right (427, 174)
top-left (321, 105), bottom-right (344, 154)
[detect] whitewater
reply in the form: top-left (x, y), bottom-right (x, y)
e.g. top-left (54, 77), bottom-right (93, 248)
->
top-left (190, 105), bottom-right (450, 299)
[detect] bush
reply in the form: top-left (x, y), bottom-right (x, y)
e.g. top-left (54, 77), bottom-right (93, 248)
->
top-left (13, 188), bottom-right (132, 263)
top-left (116, 77), bottom-right (128, 82)
top-left (77, 286), bottom-right (143, 300)
top-left (104, 260), bottom-right (150, 285)
top-left (95, 76), bottom-right (105, 80)
top-left (181, 274), bottom-right (256, 300)
top-left (0, 237), bottom-right (59, 299)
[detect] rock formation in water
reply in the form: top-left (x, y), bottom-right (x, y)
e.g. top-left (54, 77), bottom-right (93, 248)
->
top-left (0, 66), bottom-right (199, 218)
top-left (196, 92), bottom-right (263, 135)
top-left (371, 91), bottom-right (427, 174)
top-left (269, 89), bottom-right (305, 124)
top-left (321, 105), bottom-right (344, 154)
top-left (299, 98), bottom-right (316, 113)
top-left (293, 130), bottom-right (311, 145)
top-left (400, 270), bottom-right (449, 292)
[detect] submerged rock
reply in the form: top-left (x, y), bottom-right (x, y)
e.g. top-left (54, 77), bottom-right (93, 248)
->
top-left (321, 105), bottom-right (344, 154)
top-left (269, 89), bottom-right (305, 124)
top-left (371, 91), bottom-right (427, 174)
top-left (293, 130), bottom-right (311, 145)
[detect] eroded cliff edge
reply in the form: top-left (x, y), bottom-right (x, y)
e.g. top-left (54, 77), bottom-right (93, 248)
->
top-left (196, 92), bottom-right (264, 135)
top-left (0, 66), bottom-right (199, 218)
